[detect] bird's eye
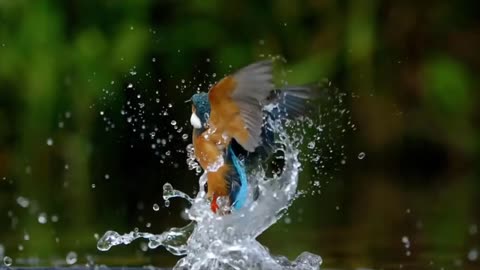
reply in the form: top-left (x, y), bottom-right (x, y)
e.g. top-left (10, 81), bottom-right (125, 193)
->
top-left (190, 112), bottom-right (202, 129)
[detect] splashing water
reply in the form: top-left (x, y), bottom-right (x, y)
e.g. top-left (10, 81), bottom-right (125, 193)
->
top-left (98, 124), bottom-right (322, 269)
top-left (98, 117), bottom-right (322, 269)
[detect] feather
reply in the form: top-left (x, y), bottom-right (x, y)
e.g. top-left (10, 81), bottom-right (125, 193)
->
top-left (229, 60), bottom-right (274, 151)
top-left (264, 83), bottom-right (323, 120)
top-left (226, 146), bottom-right (248, 210)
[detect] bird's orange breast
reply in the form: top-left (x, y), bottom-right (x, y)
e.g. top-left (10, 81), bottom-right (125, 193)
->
top-left (193, 76), bottom-right (251, 202)
top-left (192, 133), bottom-right (229, 198)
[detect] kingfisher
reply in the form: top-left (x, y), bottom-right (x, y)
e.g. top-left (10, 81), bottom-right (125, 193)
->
top-left (189, 60), bottom-right (318, 213)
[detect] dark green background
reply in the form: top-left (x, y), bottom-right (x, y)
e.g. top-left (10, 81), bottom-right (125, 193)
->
top-left (0, 1), bottom-right (479, 269)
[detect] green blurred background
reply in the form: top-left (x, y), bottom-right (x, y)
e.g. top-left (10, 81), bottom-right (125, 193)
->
top-left (0, 0), bottom-right (479, 269)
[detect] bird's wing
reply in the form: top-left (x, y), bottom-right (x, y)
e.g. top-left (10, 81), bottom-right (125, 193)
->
top-left (208, 61), bottom-right (273, 152)
top-left (264, 84), bottom-right (321, 119)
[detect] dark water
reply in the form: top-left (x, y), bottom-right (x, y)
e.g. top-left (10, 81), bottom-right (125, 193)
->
top-left (2, 168), bottom-right (478, 270)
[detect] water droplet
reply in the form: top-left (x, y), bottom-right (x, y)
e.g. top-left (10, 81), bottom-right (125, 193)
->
top-left (152, 204), bottom-right (160, 211)
top-left (182, 134), bottom-right (188, 140)
top-left (104, 174), bottom-right (110, 180)
top-left (171, 120), bottom-right (177, 126)
top-left (3, 256), bottom-right (12, 266)
top-left (91, 184), bottom-right (96, 189)
top-left (46, 138), bottom-right (54, 146)
top-left (163, 183), bottom-right (173, 194)
top-left (66, 251), bottom-right (77, 265)
top-left (164, 200), bottom-right (170, 207)
top-left (468, 248), bottom-right (478, 261)
top-left (152, 58), bottom-right (156, 62)
top-left (97, 231), bottom-right (120, 251)
top-left (51, 215), bottom-right (59, 222)
top-left (127, 83), bottom-right (133, 89)
top-left (358, 152), bottom-right (366, 160)
top-left (100, 111), bottom-right (104, 115)
top-left (307, 141), bottom-right (315, 149)
top-left (16, 196), bottom-right (30, 208)
top-left (38, 213), bottom-right (48, 224)
top-left (140, 242), bottom-right (148, 251)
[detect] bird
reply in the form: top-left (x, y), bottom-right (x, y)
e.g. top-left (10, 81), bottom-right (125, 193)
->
top-left (188, 60), bottom-right (318, 213)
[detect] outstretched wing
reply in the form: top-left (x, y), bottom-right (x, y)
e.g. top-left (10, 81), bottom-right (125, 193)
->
top-left (208, 61), bottom-right (273, 152)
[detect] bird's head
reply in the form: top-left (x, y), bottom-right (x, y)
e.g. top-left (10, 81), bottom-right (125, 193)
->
top-left (190, 92), bottom-right (210, 130)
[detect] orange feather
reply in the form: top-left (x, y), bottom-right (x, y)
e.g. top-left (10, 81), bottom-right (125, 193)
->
top-left (193, 131), bottom-right (230, 198)
top-left (208, 76), bottom-right (250, 146)
top-left (193, 75), bottom-right (251, 209)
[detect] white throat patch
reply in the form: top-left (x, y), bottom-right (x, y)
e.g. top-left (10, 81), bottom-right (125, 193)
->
top-left (190, 112), bottom-right (202, 129)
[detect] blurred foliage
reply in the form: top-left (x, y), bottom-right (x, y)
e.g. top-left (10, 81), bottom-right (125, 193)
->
top-left (0, 0), bottom-right (479, 269)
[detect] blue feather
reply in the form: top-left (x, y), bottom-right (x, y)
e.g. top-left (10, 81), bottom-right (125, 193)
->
top-left (191, 93), bottom-right (211, 124)
top-left (227, 145), bottom-right (248, 210)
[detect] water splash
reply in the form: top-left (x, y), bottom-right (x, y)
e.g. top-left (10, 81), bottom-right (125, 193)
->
top-left (98, 121), bottom-right (322, 269)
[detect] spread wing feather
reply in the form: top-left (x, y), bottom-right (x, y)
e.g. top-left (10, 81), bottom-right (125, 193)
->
top-left (230, 61), bottom-right (274, 151)
top-left (207, 61), bottom-right (321, 152)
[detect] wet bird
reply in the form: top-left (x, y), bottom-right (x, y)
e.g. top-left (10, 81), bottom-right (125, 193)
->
top-left (188, 60), bottom-right (318, 213)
